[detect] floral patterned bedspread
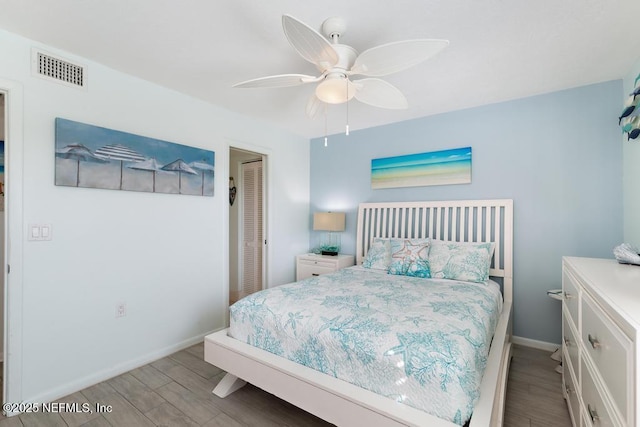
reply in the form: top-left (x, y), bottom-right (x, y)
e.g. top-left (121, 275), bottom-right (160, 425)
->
top-left (228, 266), bottom-right (502, 425)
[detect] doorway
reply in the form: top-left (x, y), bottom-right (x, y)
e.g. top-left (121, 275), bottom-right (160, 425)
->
top-left (0, 78), bottom-right (24, 414)
top-left (0, 92), bottom-right (4, 398)
top-left (228, 147), bottom-right (266, 305)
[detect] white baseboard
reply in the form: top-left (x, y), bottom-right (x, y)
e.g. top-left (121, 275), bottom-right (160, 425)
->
top-left (23, 328), bottom-right (224, 407)
top-left (512, 335), bottom-right (560, 352)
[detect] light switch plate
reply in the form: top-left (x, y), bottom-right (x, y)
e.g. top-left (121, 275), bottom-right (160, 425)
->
top-left (28, 224), bottom-right (52, 241)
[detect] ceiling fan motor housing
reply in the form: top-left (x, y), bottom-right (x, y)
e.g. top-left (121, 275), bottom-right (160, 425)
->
top-left (317, 43), bottom-right (358, 73)
top-left (322, 16), bottom-right (347, 40)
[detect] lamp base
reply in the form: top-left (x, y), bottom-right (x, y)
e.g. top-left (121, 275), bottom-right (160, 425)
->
top-left (321, 250), bottom-right (338, 256)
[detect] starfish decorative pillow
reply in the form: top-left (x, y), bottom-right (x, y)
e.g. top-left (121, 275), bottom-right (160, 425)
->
top-left (387, 238), bottom-right (431, 278)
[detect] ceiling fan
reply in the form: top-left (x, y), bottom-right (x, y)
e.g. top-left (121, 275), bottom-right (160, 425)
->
top-left (233, 15), bottom-right (449, 118)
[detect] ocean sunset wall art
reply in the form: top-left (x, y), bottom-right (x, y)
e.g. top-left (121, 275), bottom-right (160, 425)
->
top-left (371, 147), bottom-right (472, 189)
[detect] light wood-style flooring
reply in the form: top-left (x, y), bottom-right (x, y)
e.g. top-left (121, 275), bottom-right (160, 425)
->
top-left (503, 345), bottom-right (572, 427)
top-left (0, 343), bottom-right (571, 427)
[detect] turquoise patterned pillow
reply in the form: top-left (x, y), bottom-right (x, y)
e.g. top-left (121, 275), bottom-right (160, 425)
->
top-left (429, 240), bottom-right (493, 283)
top-left (362, 238), bottom-right (391, 270)
top-left (387, 238), bottom-right (431, 278)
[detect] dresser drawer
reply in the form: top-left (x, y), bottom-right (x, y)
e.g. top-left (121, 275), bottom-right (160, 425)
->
top-left (563, 268), bottom-right (580, 327)
top-left (563, 305), bottom-right (580, 384)
top-left (563, 347), bottom-right (581, 427)
top-left (581, 292), bottom-right (632, 422)
top-left (581, 358), bottom-right (619, 427)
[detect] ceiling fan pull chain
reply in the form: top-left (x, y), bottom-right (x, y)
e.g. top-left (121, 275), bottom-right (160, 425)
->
top-left (324, 103), bottom-right (329, 147)
top-left (345, 78), bottom-right (350, 136)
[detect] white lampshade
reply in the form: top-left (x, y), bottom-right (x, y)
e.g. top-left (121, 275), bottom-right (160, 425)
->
top-left (313, 212), bottom-right (346, 232)
top-left (315, 75), bottom-right (356, 104)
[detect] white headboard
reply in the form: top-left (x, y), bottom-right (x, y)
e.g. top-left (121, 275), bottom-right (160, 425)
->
top-left (356, 199), bottom-right (513, 302)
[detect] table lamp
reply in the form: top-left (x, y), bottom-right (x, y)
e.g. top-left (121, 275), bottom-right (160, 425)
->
top-left (313, 212), bottom-right (346, 256)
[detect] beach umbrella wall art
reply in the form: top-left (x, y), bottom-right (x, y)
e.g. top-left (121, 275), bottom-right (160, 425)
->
top-left (189, 161), bottom-right (216, 196)
top-left (160, 159), bottom-right (198, 194)
top-left (94, 144), bottom-right (146, 189)
top-left (127, 158), bottom-right (162, 192)
top-left (55, 143), bottom-right (108, 187)
top-left (55, 118), bottom-right (215, 196)
top-left (619, 73), bottom-right (640, 141)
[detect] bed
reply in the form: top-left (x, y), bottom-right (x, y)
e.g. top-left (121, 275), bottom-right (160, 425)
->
top-left (204, 199), bottom-right (513, 427)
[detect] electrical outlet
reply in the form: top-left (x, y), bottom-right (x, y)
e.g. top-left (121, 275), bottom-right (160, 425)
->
top-left (116, 303), bottom-right (126, 318)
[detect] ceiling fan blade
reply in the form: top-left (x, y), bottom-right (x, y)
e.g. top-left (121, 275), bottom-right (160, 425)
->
top-left (353, 78), bottom-right (408, 109)
top-left (306, 93), bottom-right (324, 119)
top-left (233, 74), bottom-right (317, 88)
top-left (350, 39), bottom-right (449, 77)
top-left (282, 14), bottom-right (339, 70)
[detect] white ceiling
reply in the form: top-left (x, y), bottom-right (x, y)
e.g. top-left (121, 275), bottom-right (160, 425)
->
top-left (1, 0), bottom-right (639, 139)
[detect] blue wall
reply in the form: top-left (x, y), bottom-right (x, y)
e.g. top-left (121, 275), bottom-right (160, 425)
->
top-left (310, 80), bottom-right (623, 344)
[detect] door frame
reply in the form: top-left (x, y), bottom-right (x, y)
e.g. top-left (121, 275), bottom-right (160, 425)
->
top-left (226, 141), bottom-right (270, 325)
top-left (0, 78), bottom-right (25, 414)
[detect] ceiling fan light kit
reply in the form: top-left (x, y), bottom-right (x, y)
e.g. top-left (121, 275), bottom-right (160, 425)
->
top-left (315, 73), bottom-right (355, 104)
top-left (233, 14), bottom-right (449, 118)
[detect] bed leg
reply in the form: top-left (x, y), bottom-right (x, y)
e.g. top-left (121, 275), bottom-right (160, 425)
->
top-left (212, 373), bottom-right (247, 398)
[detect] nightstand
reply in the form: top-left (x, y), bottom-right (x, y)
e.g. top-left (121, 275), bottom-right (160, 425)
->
top-left (296, 253), bottom-right (355, 281)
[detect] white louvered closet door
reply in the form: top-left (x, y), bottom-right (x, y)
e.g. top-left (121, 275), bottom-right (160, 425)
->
top-left (241, 160), bottom-right (263, 296)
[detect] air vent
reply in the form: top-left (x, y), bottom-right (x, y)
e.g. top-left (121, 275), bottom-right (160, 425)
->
top-left (32, 49), bottom-right (86, 89)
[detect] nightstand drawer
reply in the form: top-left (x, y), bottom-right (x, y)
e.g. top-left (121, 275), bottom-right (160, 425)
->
top-left (297, 263), bottom-right (335, 279)
top-left (298, 259), bottom-right (337, 269)
top-left (582, 292), bottom-right (631, 422)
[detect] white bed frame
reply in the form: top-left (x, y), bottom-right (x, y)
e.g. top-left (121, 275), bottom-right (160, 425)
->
top-left (205, 199), bottom-right (513, 427)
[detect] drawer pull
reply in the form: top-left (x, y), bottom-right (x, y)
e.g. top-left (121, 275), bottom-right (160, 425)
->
top-left (563, 336), bottom-right (571, 346)
top-left (587, 404), bottom-right (599, 422)
top-left (565, 385), bottom-right (573, 395)
top-left (563, 291), bottom-right (574, 300)
top-left (312, 273), bottom-right (319, 276)
top-left (587, 334), bottom-right (601, 349)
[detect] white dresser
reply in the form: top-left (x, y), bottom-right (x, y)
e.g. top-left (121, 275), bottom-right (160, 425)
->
top-left (562, 257), bottom-right (640, 427)
top-left (295, 253), bottom-right (354, 281)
